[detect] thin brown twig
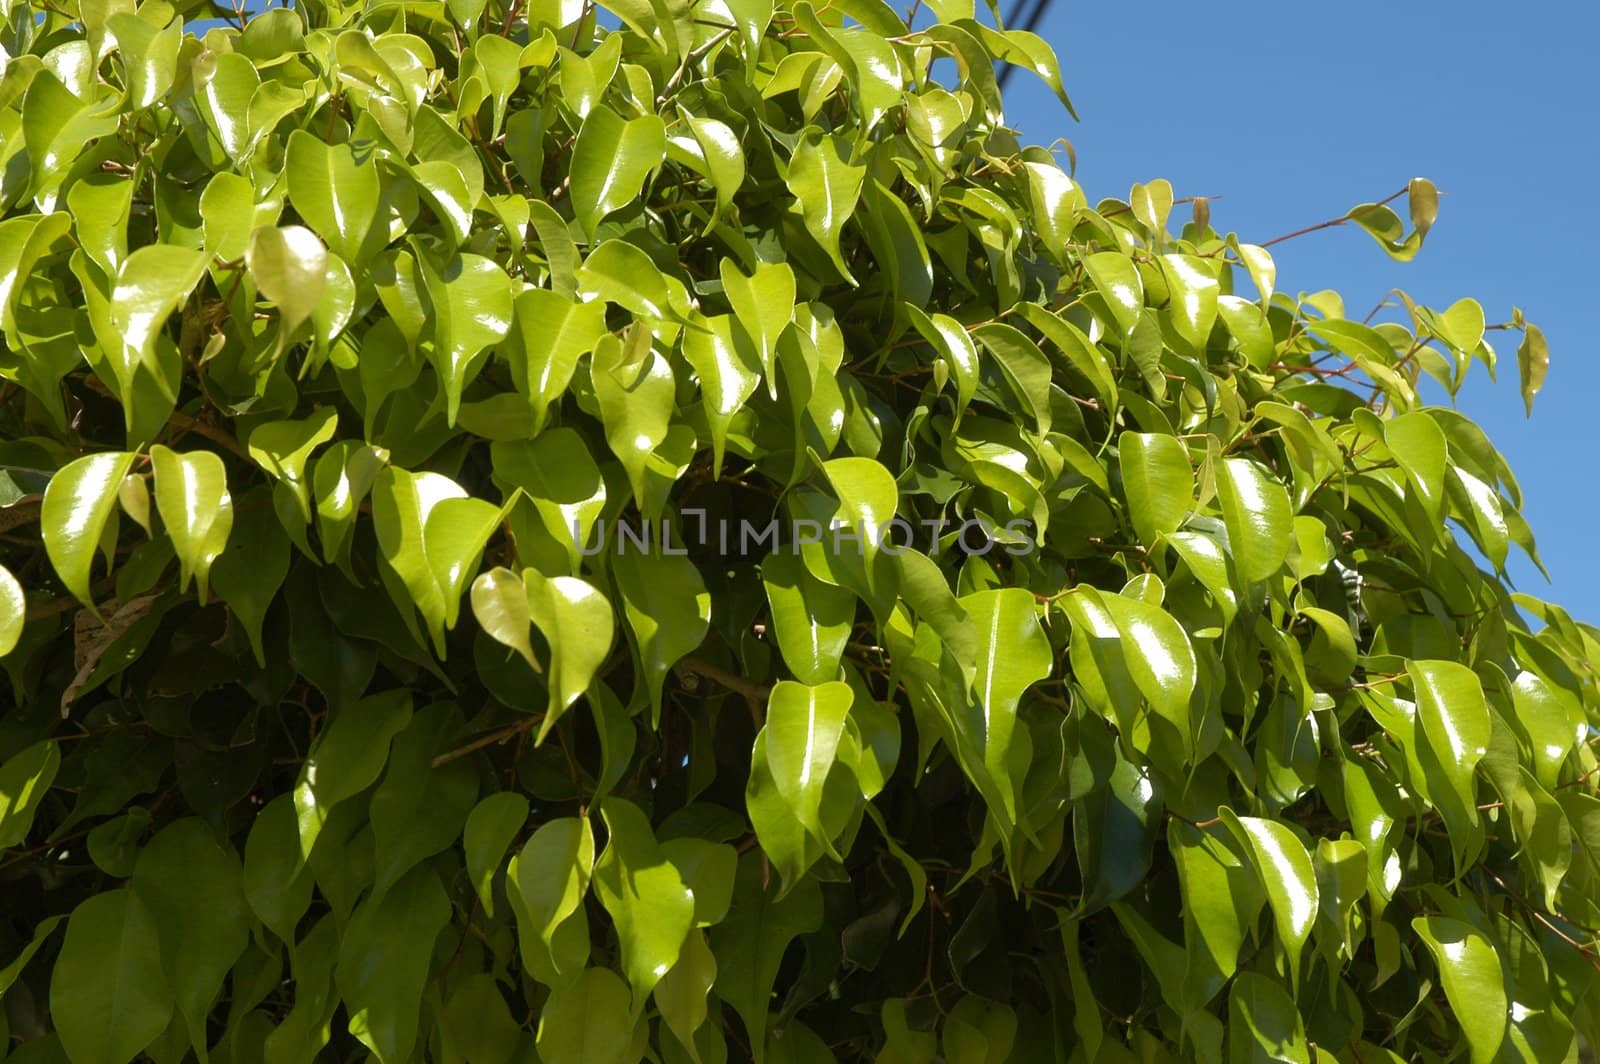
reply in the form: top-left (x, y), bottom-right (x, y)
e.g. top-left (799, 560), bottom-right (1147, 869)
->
top-left (1258, 186), bottom-right (1408, 249)
top-left (431, 713), bottom-right (545, 767)
top-left (681, 655), bottom-right (770, 703)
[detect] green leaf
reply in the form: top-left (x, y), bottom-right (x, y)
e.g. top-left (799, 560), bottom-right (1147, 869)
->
top-left (150, 445), bottom-right (233, 601)
top-left (464, 792), bottom-right (529, 918)
top-left (821, 456), bottom-right (898, 583)
top-left (591, 333), bottom-right (678, 508)
top-left (335, 866), bottom-right (451, 1064)
top-left (242, 794), bottom-right (312, 947)
top-left (0, 915), bottom-right (63, 999)
top-left (372, 468), bottom-right (502, 654)
top-left (1411, 916), bottom-right (1508, 1063)
top-left (941, 993), bottom-right (1017, 1063)
top-left (576, 239), bottom-right (674, 320)
top-left (284, 131), bottom-right (382, 263)
top-left (1222, 810), bottom-right (1318, 991)
top-left (654, 927), bottom-right (718, 1058)
top-left (293, 689), bottom-right (413, 857)
top-left (508, 817), bottom-right (595, 988)
top-left (614, 546), bottom-right (711, 725)
top-left (1517, 322), bottom-right (1548, 415)
top-left (369, 703), bottom-right (479, 894)
top-left (1170, 822), bottom-right (1260, 997)
top-left (0, 562), bottom-right (25, 656)
top-left (247, 225), bottom-right (328, 343)
top-left (1227, 971), bottom-right (1310, 1063)
top-left (682, 114), bottom-right (746, 227)
top-left (212, 495), bottom-right (291, 666)
top-left (569, 108), bottom-right (667, 239)
top-left (1083, 251), bottom-right (1144, 336)
top-left (504, 287), bottom-right (608, 436)
top-left (682, 312), bottom-right (762, 475)
top-left (131, 819), bottom-right (249, 1058)
top-left (1059, 586), bottom-right (1196, 759)
top-left (1160, 254), bottom-right (1220, 354)
top-left (786, 130), bottom-right (865, 283)
top-left (762, 679), bottom-right (855, 849)
top-left (413, 247), bottom-right (514, 425)
top-left (0, 741), bottom-right (60, 849)
top-left (1407, 659), bottom-right (1491, 870)
top-left (524, 570), bottom-right (615, 742)
top-left (762, 549), bottom-right (855, 686)
top-left (1119, 432), bottom-right (1192, 546)
top-left (905, 305), bottom-right (980, 422)
top-left (505, 812), bottom-right (595, 985)
top-left (246, 407), bottom-right (339, 527)
top-left (1384, 410), bottom-right (1448, 523)
top-left (49, 889), bottom-right (173, 1064)
top-left (42, 451), bottom-right (137, 607)
top-left (108, 13), bottom-right (180, 109)
top-left (711, 855), bottom-right (824, 1062)
top-left (535, 967), bottom-right (646, 1064)
top-left (492, 428), bottom-right (608, 574)
top-left (1214, 456), bottom-right (1291, 584)
top-left (973, 322), bottom-right (1053, 435)
top-left (593, 798), bottom-right (695, 1007)
top-left (964, 587), bottom-right (1052, 824)
top-left (720, 258), bottom-right (795, 397)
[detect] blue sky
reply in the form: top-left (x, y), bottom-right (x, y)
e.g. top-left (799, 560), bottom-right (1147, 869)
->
top-left (997, 3), bottom-right (1599, 623)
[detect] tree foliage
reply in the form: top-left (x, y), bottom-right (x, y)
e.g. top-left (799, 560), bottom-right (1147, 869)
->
top-left (0, 0), bottom-right (1591, 1060)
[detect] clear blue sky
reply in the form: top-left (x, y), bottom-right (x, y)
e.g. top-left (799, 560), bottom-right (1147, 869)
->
top-left (998, 3), bottom-right (1599, 624)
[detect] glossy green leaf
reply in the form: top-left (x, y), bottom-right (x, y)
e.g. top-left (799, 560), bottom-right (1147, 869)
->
top-left (786, 130), bottom-right (865, 283)
top-left (569, 108), bottom-right (667, 238)
top-left (1227, 971), bottom-right (1310, 1063)
top-left (964, 587), bottom-right (1052, 821)
top-left (1384, 410), bottom-right (1448, 523)
top-left (1215, 456), bottom-right (1291, 583)
top-left (524, 570), bottom-right (615, 741)
top-left (508, 817), bottom-right (595, 988)
top-left (414, 248), bottom-right (514, 425)
top-left (41, 451), bottom-right (137, 607)
top-left (1119, 432), bottom-right (1192, 546)
top-left (1083, 251), bottom-right (1144, 336)
top-left (683, 312), bottom-right (762, 475)
top-left (762, 549), bottom-right (855, 685)
top-left (247, 225), bottom-right (327, 343)
top-left (1223, 811), bottom-right (1318, 990)
top-left (242, 795), bottom-right (312, 947)
top-left (593, 798), bottom-right (695, 1007)
top-left (284, 131), bottom-right (381, 263)
top-left (0, 741), bottom-right (60, 849)
top-left (1411, 916), bottom-right (1507, 1063)
top-left (762, 679), bottom-right (854, 848)
top-left (721, 258), bottom-right (795, 397)
top-left (0, 563), bottom-right (24, 656)
top-left (822, 456), bottom-right (898, 582)
top-left (505, 287), bottom-right (610, 435)
top-left (336, 866), bottom-right (450, 1064)
top-left (614, 546), bottom-right (711, 724)
top-left (293, 689), bottom-right (413, 857)
top-left (150, 445), bottom-right (233, 601)
top-left (1517, 322), bottom-right (1548, 415)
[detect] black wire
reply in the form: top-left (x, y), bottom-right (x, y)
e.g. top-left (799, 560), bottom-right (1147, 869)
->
top-left (996, 0), bottom-right (1052, 91)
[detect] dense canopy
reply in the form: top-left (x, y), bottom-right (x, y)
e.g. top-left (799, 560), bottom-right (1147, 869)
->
top-left (0, 0), bottom-right (1593, 1060)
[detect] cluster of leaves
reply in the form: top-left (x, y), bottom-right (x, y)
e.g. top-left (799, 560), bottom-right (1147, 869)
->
top-left (0, 0), bottom-right (1592, 1058)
